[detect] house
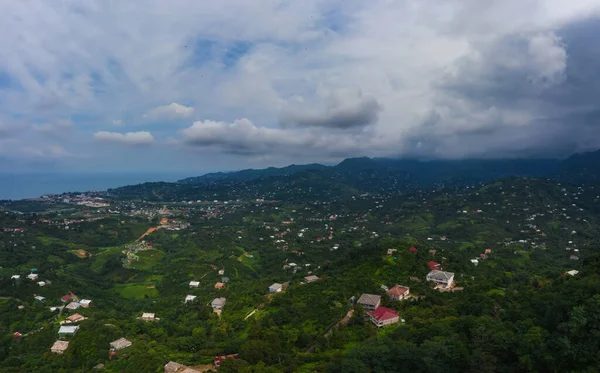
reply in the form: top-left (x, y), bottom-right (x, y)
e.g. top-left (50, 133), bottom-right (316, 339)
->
top-left (570, 255), bottom-right (579, 260)
top-left (11, 275), bottom-right (20, 280)
top-left (214, 282), bottom-right (225, 289)
top-left (357, 294), bottom-right (381, 311)
top-left (65, 302), bottom-right (81, 311)
top-left (480, 254), bottom-right (488, 260)
top-left (409, 246), bottom-right (418, 253)
top-left (369, 307), bottom-right (400, 327)
top-left (27, 273), bottom-right (39, 280)
top-left (427, 261), bottom-right (441, 271)
top-left (214, 354), bottom-right (239, 368)
top-left (386, 285), bottom-right (410, 301)
top-left (61, 295), bottom-right (73, 303)
top-left (269, 283), bottom-right (283, 293)
top-left (304, 275), bottom-right (320, 283)
top-left (566, 270), bottom-right (579, 276)
top-left (426, 270), bottom-right (455, 288)
top-left (221, 277), bottom-right (230, 283)
top-left (38, 281), bottom-right (46, 287)
top-left (218, 269), bottom-right (225, 275)
top-left (211, 297), bottom-right (226, 309)
top-left (79, 299), bottom-right (92, 308)
top-left (66, 313), bottom-right (86, 323)
top-left (387, 249), bottom-right (397, 255)
top-left (51, 340), bottom-right (70, 354)
top-left (110, 338), bottom-right (132, 351)
top-left (189, 281), bottom-right (200, 288)
top-left (470, 259), bottom-right (479, 266)
top-left (34, 295), bottom-right (46, 302)
top-left (429, 250), bottom-right (437, 255)
top-left (141, 313), bottom-right (158, 321)
top-left (164, 361), bottom-right (202, 373)
top-left (184, 295), bottom-right (196, 303)
top-left (485, 249), bottom-right (492, 254)
top-left (58, 325), bottom-right (79, 338)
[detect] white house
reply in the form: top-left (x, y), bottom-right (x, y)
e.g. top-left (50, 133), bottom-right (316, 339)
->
top-left (269, 283), bottom-right (283, 293)
top-left (11, 275), bottom-right (20, 280)
top-left (79, 299), bottom-right (92, 308)
top-left (37, 281), bottom-right (46, 287)
top-left (426, 270), bottom-right (455, 288)
top-left (27, 273), bottom-right (38, 281)
top-left (189, 281), bottom-right (200, 288)
top-left (58, 325), bottom-right (79, 337)
top-left (65, 302), bottom-right (81, 311)
top-left (211, 297), bottom-right (226, 309)
top-left (185, 295), bottom-right (197, 303)
top-left (110, 338), bottom-right (132, 351)
top-left (470, 259), bottom-right (479, 266)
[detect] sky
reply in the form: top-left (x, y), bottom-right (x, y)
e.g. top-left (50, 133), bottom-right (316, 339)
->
top-left (1, 1), bottom-right (600, 173)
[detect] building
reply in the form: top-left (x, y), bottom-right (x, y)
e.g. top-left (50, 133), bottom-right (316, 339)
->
top-left (471, 259), bottom-right (479, 266)
top-left (189, 281), bottom-right (200, 288)
top-left (79, 299), bottom-right (92, 308)
top-left (58, 325), bottom-right (79, 338)
top-left (386, 285), bottom-right (410, 301)
top-left (164, 361), bottom-right (202, 373)
top-left (110, 338), bottom-right (132, 351)
top-left (34, 295), bottom-right (45, 302)
top-left (65, 302), bottom-right (81, 311)
top-left (426, 270), bottom-right (455, 288)
top-left (357, 294), bottom-right (381, 311)
top-left (427, 261), bottom-right (441, 271)
top-left (369, 307), bottom-right (400, 327)
top-left (214, 354), bottom-right (239, 368)
top-left (61, 294), bottom-right (73, 303)
top-left (212, 297), bottom-right (226, 309)
top-left (11, 275), bottom-right (20, 280)
top-left (141, 313), bottom-right (157, 321)
top-left (66, 313), bottom-right (86, 323)
top-left (214, 282), bottom-right (225, 289)
top-left (566, 270), bottom-right (579, 276)
top-left (304, 275), bottom-right (320, 283)
top-left (27, 273), bottom-right (39, 280)
top-left (184, 295), bottom-right (196, 303)
top-left (51, 340), bottom-right (70, 354)
top-left (37, 281), bottom-right (46, 287)
top-left (269, 283), bottom-right (283, 293)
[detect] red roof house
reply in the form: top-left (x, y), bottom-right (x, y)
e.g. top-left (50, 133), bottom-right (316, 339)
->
top-left (368, 307), bottom-right (400, 327)
top-left (386, 285), bottom-right (410, 301)
top-left (427, 261), bottom-right (440, 271)
top-left (61, 295), bottom-right (73, 303)
top-left (409, 246), bottom-right (417, 253)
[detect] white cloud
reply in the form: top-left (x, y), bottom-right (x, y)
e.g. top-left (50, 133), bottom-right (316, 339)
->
top-left (1, 1), bottom-right (600, 170)
top-left (144, 103), bottom-right (194, 120)
top-left (94, 131), bottom-right (154, 145)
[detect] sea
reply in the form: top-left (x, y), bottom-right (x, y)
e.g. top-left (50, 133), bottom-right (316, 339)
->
top-left (0, 172), bottom-right (196, 201)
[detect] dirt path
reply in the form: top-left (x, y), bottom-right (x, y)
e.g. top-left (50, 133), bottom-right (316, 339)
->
top-left (136, 226), bottom-right (160, 242)
top-left (307, 309), bottom-right (354, 353)
top-left (244, 309), bottom-right (257, 320)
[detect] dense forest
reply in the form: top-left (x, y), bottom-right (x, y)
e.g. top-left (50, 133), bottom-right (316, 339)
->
top-left (1, 172), bottom-right (600, 372)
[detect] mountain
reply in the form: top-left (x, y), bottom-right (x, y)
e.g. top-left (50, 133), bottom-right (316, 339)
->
top-left (108, 150), bottom-right (600, 202)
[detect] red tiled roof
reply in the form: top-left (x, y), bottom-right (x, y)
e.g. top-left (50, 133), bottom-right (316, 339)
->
top-left (409, 246), bottom-right (417, 253)
top-left (61, 295), bottom-right (72, 301)
top-left (369, 307), bottom-right (398, 321)
top-left (387, 285), bottom-right (409, 296)
top-left (427, 261), bottom-right (440, 271)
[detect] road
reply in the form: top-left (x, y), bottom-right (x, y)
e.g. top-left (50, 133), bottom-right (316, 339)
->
top-left (307, 309), bottom-right (354, 353)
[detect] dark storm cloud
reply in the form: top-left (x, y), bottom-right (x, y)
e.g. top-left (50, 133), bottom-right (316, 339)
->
top-left (280, 96), bottom-right (381, 129)
top-left (420, 17), bottom-right (600, 158)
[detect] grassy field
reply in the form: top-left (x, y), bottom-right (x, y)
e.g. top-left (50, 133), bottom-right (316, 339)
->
top-left (114, 284), bottom-right (159, 299)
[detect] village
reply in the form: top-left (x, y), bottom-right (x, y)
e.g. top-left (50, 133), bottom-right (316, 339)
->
top-left (0, 177), bottom-right (595, 372)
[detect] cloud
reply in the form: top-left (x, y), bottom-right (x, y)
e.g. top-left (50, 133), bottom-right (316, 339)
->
top-left (34, 118), bottom-right (74, 134)
top-left (143, 103), bottom-right (194, 120)
top-left (2, 1), bottom-right (600, 171)
top-left (280, 90), bottom-right (382, 129)
top-left (94, 131), bottom-right (154, 145)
